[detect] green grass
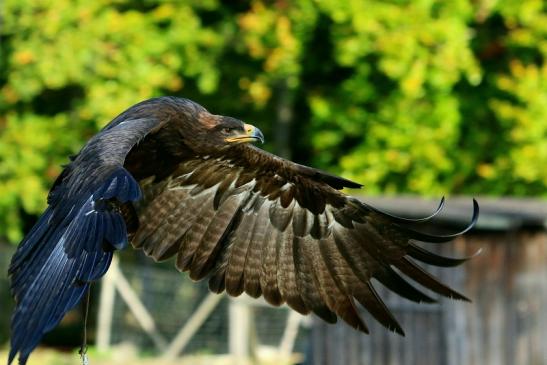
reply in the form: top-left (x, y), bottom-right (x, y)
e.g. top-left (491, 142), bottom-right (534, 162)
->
top-left (1, 345), bottom-right (301, 365)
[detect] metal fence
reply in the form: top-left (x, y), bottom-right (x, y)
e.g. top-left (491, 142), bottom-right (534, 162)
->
top-left (101, 253), bottom-right (311, 358)
top-left (0, 246), bottom-right (311, 363)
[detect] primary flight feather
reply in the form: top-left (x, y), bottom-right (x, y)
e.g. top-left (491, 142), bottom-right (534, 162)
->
top-left (8, 96), bottom-right (478, 364)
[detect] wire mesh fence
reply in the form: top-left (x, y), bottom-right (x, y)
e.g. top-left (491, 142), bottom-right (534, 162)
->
top-left (0, 246), bottom-right (311, 362)
top-left (99, 251), bottom-right (311, 358)
top-left (109, 259), bottom-right (229, 354)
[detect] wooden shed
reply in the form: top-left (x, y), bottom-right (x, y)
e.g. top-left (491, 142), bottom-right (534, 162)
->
top-left (308, 197), bottom-right (547, 365)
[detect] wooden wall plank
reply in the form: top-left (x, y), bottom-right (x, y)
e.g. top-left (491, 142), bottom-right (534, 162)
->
top-left (309, 231), bottom-right (547, 365)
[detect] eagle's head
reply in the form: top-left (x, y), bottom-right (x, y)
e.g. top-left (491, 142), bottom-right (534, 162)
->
top-left (132, 97), bottom-right (264, 155)
top-left (208, 116), bottom-right (265, 146)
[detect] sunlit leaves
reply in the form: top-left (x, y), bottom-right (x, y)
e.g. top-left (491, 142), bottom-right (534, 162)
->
top-left (490, 61), bottom-right (547, 190)
top-left (0, 0), bottom-right (545, 242)
top-left (308, 0), bottom-right (544, 197)
top-left (0, 113), bottom-right (78, 241)
top-left (1, 0), bottom-right (228, 240)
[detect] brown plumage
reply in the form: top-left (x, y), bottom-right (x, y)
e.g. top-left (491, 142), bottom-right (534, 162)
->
top-left (8, 96), bottom-right (478, 365)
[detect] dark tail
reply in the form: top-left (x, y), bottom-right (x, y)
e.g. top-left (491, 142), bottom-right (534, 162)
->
top-left (8, 168), bottom-right (140, 365)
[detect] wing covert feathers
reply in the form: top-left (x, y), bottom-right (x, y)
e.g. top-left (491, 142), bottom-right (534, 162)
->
top-left (132, 150), bottom-right (479, 337)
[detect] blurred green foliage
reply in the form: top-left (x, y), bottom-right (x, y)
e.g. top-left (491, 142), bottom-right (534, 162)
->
top-left (1, 0), bottom-right (546, 242)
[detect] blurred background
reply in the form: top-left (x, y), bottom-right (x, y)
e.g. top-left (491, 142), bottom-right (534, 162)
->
top-left (0, 0), bottom-right (546, 364)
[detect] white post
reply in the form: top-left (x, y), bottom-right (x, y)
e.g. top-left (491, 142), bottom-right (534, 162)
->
top-left (279, 311), bottom-right (303, 357)
top-left (96, 256), bottom-right (117, 352)
top-left (229, 297), bottom-right (252, 363)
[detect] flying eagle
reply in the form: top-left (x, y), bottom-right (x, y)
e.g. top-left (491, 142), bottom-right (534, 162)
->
top-left (8, 97), bottom-right (478, 364)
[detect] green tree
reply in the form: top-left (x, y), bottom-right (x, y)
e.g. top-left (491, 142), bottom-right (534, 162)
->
top-left (1, 0), bottom-right (546, 242)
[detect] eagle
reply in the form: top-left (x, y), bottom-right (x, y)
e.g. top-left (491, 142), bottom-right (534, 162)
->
top-left (8, 96), bottom-right (478, 364)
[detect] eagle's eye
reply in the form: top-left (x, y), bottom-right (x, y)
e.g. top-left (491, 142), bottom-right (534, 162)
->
top-left (223, 127), bottom-right (237, 133)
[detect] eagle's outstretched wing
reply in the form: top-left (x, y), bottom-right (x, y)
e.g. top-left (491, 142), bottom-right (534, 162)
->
top-left (132, 144), bottom-right (478, 334)
top-left (7, 116), bottom-right (161, 365)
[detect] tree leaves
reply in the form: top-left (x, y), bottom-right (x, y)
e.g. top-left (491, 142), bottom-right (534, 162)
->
top-left (0, 0), bottom-right (545, 241)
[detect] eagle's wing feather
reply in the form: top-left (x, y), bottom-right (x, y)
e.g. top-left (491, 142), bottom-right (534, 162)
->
top-left (8, 117), bottom-right (160, 365)
top-left (132, 144), bottom-right (478, 335)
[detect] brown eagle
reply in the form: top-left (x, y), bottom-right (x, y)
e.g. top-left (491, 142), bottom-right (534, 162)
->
top-left (8, 96), bottom-right (478, 364)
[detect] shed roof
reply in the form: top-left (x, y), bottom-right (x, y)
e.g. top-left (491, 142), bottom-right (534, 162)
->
top-left (360, 196), bottom-right (547, 231)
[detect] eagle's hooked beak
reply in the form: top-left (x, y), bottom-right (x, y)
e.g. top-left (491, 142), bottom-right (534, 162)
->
top-left (226, 123), bottom-right (265, 144)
